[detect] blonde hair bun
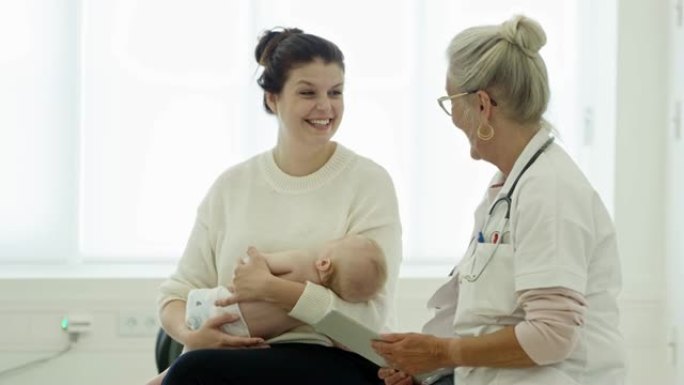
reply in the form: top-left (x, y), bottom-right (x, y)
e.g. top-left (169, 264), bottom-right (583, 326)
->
top-left (499, 15), bottom-right (547, 57)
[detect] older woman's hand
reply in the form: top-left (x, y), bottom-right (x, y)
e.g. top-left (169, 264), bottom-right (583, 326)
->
top-left (377, 367), bottom-right (413, 385)
top-left (372, 333), bottom-right (455, 375)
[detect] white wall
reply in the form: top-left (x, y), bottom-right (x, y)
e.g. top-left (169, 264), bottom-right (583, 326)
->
top-left (614, 0), bottom-right (673, 383)
top-left (0, 276), bottom-right (676, 385)
top-left (666, 0), bottom-right (684, 383)
top-left (0, 279), bottom-right (160, 385)
top-left (0, 278), bottom-right (444, 385)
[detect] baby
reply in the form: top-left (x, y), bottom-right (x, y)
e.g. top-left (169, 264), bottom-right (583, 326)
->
top-left (146, 234), bottom-right (386, 385)
top-left (187, 234), bottom-right (387, 339)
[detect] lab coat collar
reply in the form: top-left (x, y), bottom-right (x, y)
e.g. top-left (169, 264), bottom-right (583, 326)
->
top-left (489, 128), bottom-right (553, 203)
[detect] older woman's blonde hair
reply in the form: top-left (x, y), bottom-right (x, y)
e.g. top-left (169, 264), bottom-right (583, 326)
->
top-left (447, 15), bottom-right (550, 127)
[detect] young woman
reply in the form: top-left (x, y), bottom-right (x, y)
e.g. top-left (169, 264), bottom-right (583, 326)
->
top-left (157, 28), bottom-right (402, 385)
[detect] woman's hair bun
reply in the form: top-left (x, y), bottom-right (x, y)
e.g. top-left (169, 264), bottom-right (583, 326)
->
top-left (499, 15), bottom-right (546, 57)
top-left (255, 27), bottom-right (304, 65)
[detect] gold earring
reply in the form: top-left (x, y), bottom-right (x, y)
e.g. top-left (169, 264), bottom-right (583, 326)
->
top-left (477, 121), bottom-right (495, 141)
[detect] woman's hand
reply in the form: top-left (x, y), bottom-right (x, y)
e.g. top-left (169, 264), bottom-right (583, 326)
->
top-left (222, 247), bottom-right (275, 304)
top-left (377, 367), bottom-right (414, 385)
top-left (183, 312), bottom-right (267, 350)
top-left (216, 246), bottom-right (306, 311)
top-left (372, 333), bottom-right (455, 375)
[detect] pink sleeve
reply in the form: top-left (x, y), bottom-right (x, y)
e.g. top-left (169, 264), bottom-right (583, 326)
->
top-left (514, 287), bottom-right (587, 365)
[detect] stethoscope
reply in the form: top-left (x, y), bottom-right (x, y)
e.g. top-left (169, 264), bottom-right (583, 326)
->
top-left (460, 137), bottom-right (555, 283)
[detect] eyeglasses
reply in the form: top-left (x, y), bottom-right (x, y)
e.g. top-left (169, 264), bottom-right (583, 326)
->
top-left (437, 90), bottom-right (498, 116)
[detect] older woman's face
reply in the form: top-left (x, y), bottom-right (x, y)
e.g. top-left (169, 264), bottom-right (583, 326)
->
top-left (445, 78), bottom-right (482, 160)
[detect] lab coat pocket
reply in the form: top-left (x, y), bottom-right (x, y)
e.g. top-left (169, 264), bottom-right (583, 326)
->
top-left (456, 243), bottom-right (517, 320)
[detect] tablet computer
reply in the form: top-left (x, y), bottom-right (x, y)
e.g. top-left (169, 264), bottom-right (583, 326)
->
top-left (314, 309), bottom-right (386, 366)
top-left (313, 310), bottom-right (453, 384)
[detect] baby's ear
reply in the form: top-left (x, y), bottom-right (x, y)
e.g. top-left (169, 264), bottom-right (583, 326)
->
top-left (315, 257), bottom-right (332, 271)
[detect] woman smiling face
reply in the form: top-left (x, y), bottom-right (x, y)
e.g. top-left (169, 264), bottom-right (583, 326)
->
top-left (266, 58), bottom-right (345, 149)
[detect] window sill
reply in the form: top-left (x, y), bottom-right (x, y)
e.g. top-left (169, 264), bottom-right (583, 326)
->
top-left (0, 261), bottom-right (453, 279)
top-left (0, 262), bottom-right (177, 279)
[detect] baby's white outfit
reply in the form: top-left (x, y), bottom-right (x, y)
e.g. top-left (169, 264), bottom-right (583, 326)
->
top-left (185, 287), bottom-right (251, 337)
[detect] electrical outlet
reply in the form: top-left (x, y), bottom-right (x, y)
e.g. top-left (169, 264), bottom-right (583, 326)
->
top-left (118, 310), bottom-right (158, 337)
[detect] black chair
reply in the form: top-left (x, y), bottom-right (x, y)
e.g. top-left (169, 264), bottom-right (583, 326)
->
top-left (155, 328), bottom-right (184, 373)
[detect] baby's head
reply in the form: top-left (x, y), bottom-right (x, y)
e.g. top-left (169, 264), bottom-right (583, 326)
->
top-left (315, 235), bottom-right (387, 302)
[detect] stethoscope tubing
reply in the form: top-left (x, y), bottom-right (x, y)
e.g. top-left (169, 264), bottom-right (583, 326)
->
top-left (461, 137), bottom-right (555, 283)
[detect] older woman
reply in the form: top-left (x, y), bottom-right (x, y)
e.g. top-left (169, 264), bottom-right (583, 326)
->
top-left (373, 15), bottom-right (625, 385)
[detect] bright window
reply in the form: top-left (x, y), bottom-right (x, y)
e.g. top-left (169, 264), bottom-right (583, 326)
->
top-left (2, 0), bottom-right (585, 272)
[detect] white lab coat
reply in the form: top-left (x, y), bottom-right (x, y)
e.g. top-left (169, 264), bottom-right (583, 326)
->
top-left (423, 129), bottom-right (625, 385)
